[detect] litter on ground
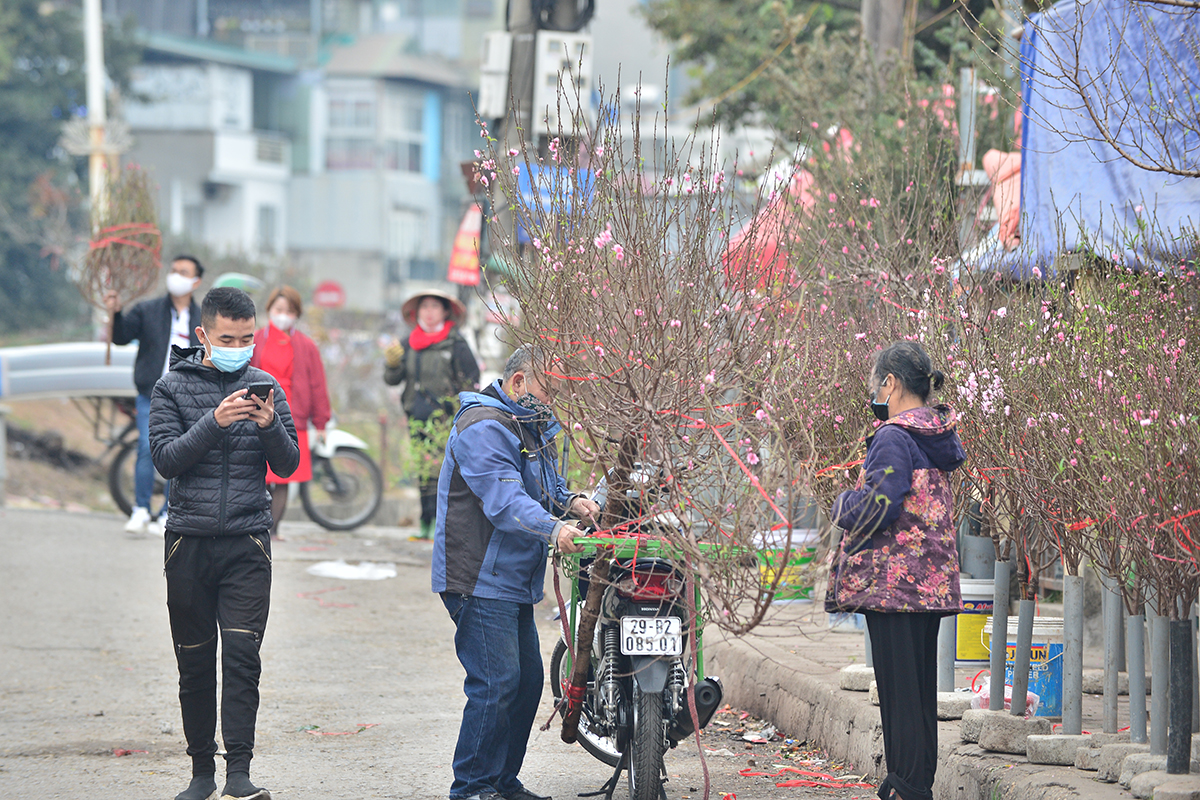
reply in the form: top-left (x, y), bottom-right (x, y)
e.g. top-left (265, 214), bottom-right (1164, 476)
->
top-left (305, 560), bottom-right (396, 580)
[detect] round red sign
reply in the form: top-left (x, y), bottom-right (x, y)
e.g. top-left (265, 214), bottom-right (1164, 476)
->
top-left (312, 280), bottom-right (346, 309)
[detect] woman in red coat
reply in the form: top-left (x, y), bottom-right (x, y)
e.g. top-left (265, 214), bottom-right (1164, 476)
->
top-left (251, 285), bottom-right (332, 539)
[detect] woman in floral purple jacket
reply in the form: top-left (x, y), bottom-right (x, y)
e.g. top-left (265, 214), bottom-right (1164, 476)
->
top-left (826, 340), bottom-right (966, 800)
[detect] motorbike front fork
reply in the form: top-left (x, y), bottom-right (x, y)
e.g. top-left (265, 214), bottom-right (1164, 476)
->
top-left (598, 623), bottom-right (689, 737)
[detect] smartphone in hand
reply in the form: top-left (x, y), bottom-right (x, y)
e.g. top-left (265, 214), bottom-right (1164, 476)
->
top-left (248, 382), bottom-right (273, 404)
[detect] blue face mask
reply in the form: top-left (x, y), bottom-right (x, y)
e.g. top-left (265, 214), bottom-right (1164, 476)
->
top-left (203, 329), bottom-right (254, 373)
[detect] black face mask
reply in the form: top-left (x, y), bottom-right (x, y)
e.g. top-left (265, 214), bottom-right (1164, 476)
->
top-left (515, 391), bottom-right (554, 423)
top-left (870, 388), bottom-right (891, 422)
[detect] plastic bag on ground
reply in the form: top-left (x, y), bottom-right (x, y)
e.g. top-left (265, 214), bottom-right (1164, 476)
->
top-left (970, 684), bottom-right (1040, 717)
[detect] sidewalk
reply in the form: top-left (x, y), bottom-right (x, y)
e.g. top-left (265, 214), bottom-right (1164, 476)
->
top-left (706, 601), bottom-right (1138, 800)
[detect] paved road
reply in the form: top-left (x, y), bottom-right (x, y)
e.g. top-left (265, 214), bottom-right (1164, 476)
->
top-left (0, 508), bottom-right (872, 800)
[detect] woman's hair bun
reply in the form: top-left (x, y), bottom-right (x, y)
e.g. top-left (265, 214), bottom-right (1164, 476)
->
top-left (930, 369), bottom-right (945, 391)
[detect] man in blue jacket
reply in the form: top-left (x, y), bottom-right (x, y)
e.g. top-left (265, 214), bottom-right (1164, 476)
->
top-left (434, 345), bottom-right (598, 800)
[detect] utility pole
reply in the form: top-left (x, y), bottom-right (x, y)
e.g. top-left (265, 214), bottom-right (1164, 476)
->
top-left (860, 0), bottom-right (907, 67)
top-left (502, 0), bottom-right (537, 153)
top-left (84, 0), bottom-right (108, 222)
top-left (502, 0), bottom-right (581, 153)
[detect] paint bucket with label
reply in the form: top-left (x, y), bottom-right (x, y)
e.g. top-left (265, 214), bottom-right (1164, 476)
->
top-left (755, 528), bottom-right (819, 601)
top-left (955, 577), bottom-right (994, 666)
top-left (983, 615), bottom-right (1065, 718)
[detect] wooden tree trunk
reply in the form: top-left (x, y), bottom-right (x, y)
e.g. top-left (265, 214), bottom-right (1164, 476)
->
top-left (561, 554), bottom-right (610, 743)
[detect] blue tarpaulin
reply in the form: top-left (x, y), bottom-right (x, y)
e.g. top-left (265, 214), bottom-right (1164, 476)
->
top-left (975, 0), bottom-right (1200, 279)
top-left (514, 163), bottom-right (595, 244)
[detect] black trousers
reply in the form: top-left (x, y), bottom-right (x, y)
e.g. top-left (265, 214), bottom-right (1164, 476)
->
top-left (863, 611), bottom-right (942, 800)
top-left (164, 532), bottom-right (272, 776)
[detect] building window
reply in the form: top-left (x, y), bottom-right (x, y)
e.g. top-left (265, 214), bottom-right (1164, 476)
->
top-left (326, 137), bottom-right (376, 170)
top-left (383, 87), bottom-right (425, 173)
top-left (409, 258), bottom-right (440, 281)
top-left (385, 257), bottom-right (403, 285)
top-left (383, 140), bottom-right (421, 172)
top-left (184, 205), bottom-right (205, 241)
top-left (329, 98), bottom-right (375, 129)
top-left (444, 101), bottom-right (475, 160)
top-left (257, 204), bottom-right (278, 254)
top-left (385, 88), bottom-right (423, 134)
top-left (389, 209), bottom-right (422, 259)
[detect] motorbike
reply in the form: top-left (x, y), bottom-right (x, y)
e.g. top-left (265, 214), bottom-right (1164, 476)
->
top-left (551, 470), bottom-right (725, 800)
top-left (109, 411), bottom-right (383, 531)
top-left (298, 426), bottom-right (384, 530)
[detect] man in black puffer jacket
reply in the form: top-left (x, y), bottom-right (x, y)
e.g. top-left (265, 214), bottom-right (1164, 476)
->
top-left (150, 287), bottom-right (299, 800)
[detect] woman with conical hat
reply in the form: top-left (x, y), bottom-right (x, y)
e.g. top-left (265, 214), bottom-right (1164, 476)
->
top-left (384, 289), bottom-right (480, 539)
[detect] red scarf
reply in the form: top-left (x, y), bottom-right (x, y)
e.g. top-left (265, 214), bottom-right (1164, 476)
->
top-left (409, 320), bottom-right (453, 351)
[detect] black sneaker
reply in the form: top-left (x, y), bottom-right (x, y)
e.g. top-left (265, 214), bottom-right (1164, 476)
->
top-left (221, 772), bottom-right (271, 800)
top-left (175, 775), bottom-right (218, 800)
top-left (505, 789), bottom-right (551, 800)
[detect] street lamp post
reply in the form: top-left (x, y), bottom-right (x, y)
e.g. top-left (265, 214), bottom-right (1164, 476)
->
top-left (84, 0), bottom-right (107, 221)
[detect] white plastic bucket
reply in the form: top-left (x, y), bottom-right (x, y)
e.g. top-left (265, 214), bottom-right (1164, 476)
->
top-left (983, 615), bottom-right (1065, 718)
top-left (955, 577), bottom-right (994, 665)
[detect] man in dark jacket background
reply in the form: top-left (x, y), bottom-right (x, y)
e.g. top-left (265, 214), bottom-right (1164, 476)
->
top-left (150, 287), bottom-right (299, 800)
top-left (107, 254), bottom-right (204, 535)
top-left (434, 345), bottom-right (597, 800)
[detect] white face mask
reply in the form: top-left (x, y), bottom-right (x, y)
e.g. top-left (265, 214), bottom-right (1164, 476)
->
top-left (166, 273), bottom-right (197, 297)
top-left (270, 313), bottom-right (296, 331)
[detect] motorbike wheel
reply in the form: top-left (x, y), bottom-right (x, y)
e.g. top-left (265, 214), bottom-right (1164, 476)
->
top-left (299, 447), bottom-right (383, 531)
top-left (627, 683), bottom-right (666, 800)
top-left (549, 639), bottom-right (622, 767)
top-left (108, 438), bottom-right (167, 517)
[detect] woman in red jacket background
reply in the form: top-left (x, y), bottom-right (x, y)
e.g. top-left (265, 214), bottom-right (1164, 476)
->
top-left (251, 285), bottom-right (332, 539)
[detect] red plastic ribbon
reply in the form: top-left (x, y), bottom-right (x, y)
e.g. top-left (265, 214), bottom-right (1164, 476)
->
top-left (738, 766), bottom-right (873, 789)
top-left (89, 222), bottom-right (162, 255)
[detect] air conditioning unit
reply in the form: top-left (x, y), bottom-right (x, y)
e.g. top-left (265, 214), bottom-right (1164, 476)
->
top-left (532, 31), bottom-right (592, 136)
top-left (476, 31), bottom-right (512, 120)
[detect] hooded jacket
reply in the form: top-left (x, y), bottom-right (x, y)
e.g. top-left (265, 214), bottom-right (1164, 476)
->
top-left (149, 345), bottom-right (300, 537)
top-left (432, 380), bottom-right (576, 604)
top-left (825, 405), bottom-right (966, 614)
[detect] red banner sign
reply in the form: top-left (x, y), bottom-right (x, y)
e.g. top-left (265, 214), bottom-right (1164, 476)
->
top-left (447, 204), bottom-right (482, 286)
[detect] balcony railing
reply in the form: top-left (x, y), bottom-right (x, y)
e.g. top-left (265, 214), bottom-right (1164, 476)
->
top-left (211, 130), bottom-right (291, 177)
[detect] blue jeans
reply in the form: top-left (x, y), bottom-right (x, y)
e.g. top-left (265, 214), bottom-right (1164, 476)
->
top-left (136, 393), bottom-right (170, 514)
top-left (441, 593), bottom-right (543, 799)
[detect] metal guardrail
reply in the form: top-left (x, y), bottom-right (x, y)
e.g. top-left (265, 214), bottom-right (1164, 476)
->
top-left (0, 342), bottom-right (137, 402)
top-left (0, 342), bottom-right (139, 507)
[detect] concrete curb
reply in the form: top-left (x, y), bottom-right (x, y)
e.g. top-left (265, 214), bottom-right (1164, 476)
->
top-left (707, 634), bottom-right (1134, 800)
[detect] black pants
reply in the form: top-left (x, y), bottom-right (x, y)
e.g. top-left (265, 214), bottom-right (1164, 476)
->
top-left (863, 611), bottom-right (942, 800)
top-left (165, 532), bottom-right (272, 777)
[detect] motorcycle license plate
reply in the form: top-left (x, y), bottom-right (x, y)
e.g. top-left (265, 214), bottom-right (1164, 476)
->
top-left (620, 616), bottom-right (682, 656)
